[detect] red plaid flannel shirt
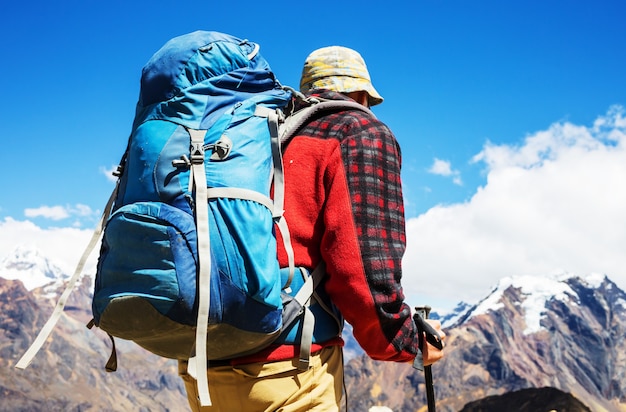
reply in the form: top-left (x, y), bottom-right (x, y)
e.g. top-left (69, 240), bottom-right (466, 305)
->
top-left (293, 91), bottom-right (419, 359)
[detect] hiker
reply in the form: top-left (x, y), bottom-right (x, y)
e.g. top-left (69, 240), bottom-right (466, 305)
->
top-left (179, 45), bottom-right (445, 411)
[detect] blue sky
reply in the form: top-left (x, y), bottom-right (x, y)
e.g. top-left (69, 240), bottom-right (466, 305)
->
top-left (1, 0), bottom-right (625, 311)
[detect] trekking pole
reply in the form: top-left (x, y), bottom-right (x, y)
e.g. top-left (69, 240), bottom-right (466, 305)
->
top-left (413, 306), bottom-right (443, 412)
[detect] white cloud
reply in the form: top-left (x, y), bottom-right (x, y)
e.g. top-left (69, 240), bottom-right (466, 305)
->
top-left (428, 158), bottom-right (454, 176)
top-left (24, 206), bottom-right (70, 220)
top-left (0, 217), bottom-right (98, 275)
top-left (72, 204), bottom-right (95, 216)
top-left (100, 165), bottom-right (119, 183)
top-left (403, 105), bottom-right (626, 310)
top-left (23, 204), bottom-right (97, 223)
top-left (428, 158), bottom-right (463, 186)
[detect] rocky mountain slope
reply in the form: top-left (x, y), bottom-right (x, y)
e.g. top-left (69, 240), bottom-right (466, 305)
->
top-left (344, 273), bottom-right (626, 412)
top-left (0, 247), bottom-right (188, 412)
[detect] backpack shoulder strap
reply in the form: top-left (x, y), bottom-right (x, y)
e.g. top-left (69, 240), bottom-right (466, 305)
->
top-left (294, 263), bottom-right (326, 369)
top-left (255, 105), bottom-right (296, 288)
top-left (279, 98), bottom-right (375, 146)
top-left (279, 263), bottom-right (327, 370)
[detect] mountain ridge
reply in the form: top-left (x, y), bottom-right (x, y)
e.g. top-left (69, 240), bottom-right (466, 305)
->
top-left (2, 244), bottom-right (625, 411)
top-left (343, 273), bottom-right (626, 411)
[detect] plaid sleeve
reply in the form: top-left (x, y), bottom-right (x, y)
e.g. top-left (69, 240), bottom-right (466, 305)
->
top-left (299, 96), bottom-right (418, 356)
top-left (342, 114), bottom-right (417, 354)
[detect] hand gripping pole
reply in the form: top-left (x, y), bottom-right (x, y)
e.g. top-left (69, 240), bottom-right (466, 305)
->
top-left (413, 306), bottom-right (443, 412)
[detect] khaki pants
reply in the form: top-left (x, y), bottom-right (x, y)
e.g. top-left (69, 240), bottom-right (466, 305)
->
top-left (179, 346), bottom-right (344, 412)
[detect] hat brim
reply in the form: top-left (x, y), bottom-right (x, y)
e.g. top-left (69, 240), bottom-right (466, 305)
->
top-left (301, 75), bottom-right (384, 106)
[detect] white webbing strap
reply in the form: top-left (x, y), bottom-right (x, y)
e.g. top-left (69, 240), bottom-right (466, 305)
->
top-left (293, 264), bottom-right (326, 370)
top-left (255, 105), bottom-right (295, 289)
top-left (15, 184), bottom-right (118, 370)
top-left (257, 106), bottom-right (285, 220)
top-left (276, 217), bottom-right (296, 291)
top-left (206, 187), bottom-right (274, 211)
top-left (188, 128), bottom-right (212, 407)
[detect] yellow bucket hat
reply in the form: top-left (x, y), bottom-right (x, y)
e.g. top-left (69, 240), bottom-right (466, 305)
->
top-left (299, 46), bottom-right (384, 107)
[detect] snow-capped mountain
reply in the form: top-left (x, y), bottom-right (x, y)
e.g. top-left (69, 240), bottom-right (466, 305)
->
top-left (344, 272), bottom-right (626, 412)
top-left (0, 244), bottom-right (69, 291)
top-left (445, 272), bottom-right (617, 333)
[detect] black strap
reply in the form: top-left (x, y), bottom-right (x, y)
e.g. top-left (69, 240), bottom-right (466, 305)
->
top-left (104, 333), bottom-right (118, 372)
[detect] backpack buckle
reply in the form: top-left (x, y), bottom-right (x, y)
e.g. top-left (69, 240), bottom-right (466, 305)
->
top-left (190, 143), bottom-right (205, 164)
top-left (209, 135), bottom-right (232, 161)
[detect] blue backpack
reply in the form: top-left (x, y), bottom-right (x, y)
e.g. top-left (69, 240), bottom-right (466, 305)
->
top-left (92, 31), bottom-right (294, 366)
top-left (16, 30), bottom-right (360, 406)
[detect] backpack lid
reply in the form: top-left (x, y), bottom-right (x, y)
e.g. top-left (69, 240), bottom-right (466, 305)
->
top-left (134, 30), bottom-right (290, 130)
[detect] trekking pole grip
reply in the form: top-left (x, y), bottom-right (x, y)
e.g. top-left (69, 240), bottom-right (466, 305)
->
top-left (414, 305), bottom-right (438, 412)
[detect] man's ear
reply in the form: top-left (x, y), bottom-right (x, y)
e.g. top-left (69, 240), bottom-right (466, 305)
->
top-left (344, 91), bottom-right (370, 108)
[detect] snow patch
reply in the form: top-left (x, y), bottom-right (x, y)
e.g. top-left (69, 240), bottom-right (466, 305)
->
top-left (0, 244), bottom-right (69, 290)
top-left (516, 275), bottom-right (576, 334)
top-left (462, 274), bottom-right (577, 335)
top-left (582, 272), bottom-right (606, 289)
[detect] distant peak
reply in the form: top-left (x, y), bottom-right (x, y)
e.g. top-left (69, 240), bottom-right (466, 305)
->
top-left (3, 242), bottom-right (40, 259)
top-left (579, 272), bottom-right (608, 289)
top-left (456, 273), bottom-right (609, 335)
top-left (0, 244), bottom-right (68, 291)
